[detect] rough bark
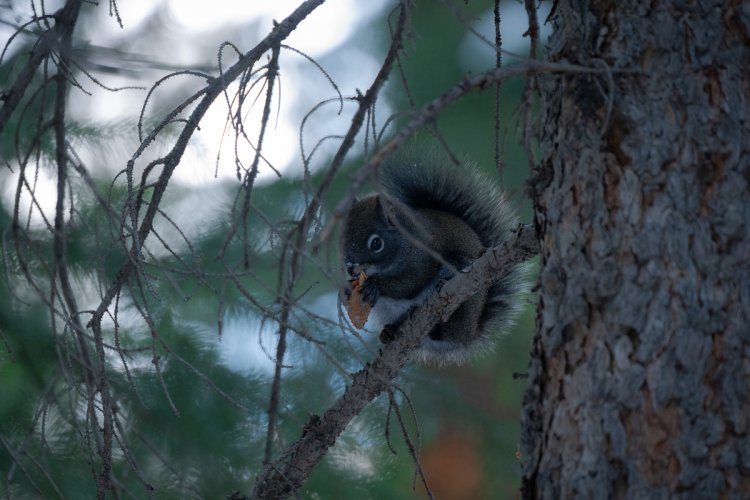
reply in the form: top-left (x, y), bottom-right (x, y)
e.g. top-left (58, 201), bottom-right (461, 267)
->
top-left (522, 0), bottom-right (750, 498)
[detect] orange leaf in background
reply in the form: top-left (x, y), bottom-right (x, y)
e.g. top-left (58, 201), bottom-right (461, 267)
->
top-left (419, 426), bottom-right (482, 500)
top-left (347, 272), bottom-right (372, 329)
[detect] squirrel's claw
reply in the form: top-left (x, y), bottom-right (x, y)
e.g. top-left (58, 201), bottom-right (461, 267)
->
top-left (379, 324), bottom-right (397, 344)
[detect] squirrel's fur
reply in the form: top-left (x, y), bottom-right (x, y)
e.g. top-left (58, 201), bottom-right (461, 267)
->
top-left (342, 151), bottom-right (527, 365)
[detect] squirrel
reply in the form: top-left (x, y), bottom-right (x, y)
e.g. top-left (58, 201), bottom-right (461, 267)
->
top-left (341, 151), bottom-right (527, 365)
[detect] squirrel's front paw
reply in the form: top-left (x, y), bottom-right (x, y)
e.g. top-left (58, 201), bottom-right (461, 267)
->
top-left (359, 279), bottom-right (380, 305)
top-left (379, 324), bottom-right (398, 344)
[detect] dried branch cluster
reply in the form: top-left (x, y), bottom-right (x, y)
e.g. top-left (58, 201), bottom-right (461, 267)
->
top-left (0, 0), bottom-right (558, 498)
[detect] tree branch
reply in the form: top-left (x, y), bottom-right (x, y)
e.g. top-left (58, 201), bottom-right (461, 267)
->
top-left (0, 2), bottom-right (82, 134)
top-left (87, 0), bottom-right (326, 329)
top-left (250, 223), bottom-right (538, 499)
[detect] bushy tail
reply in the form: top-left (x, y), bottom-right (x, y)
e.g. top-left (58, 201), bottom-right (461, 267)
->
top-left (377, 150), bottom-right (529, 358)
top-left (377, 150), bottom-right (516, 248)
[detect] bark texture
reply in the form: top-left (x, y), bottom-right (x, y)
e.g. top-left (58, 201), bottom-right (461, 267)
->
top-left (522, 0), bottom-right (750, 497)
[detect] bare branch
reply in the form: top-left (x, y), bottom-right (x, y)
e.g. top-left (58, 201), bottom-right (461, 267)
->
top-left (87, 0), bottom-right (327, 331)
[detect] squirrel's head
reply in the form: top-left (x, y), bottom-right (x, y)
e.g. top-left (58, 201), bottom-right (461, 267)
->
top-left (343, 195), bottom-right (404, 279)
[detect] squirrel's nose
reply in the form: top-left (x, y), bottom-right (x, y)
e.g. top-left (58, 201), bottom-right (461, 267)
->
top-left (346, 262), bottom-right (361, 278)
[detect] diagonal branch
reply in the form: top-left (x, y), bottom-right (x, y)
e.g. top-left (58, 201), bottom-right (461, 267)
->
top-left (250, 223), bottom-right (538, 499)
top-left (46, 3), bottom-right (117, 497)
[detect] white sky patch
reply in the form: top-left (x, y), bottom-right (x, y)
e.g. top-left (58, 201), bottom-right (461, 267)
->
top-left (166, 0), bottom-right (384, 57)
top-left (144, 183), bottom-right (231, 257)
top-left (175, 78), bottom-right (300, 187)
top-left (1, 163), bottom-right (58, 230)
top-left (194, 309), bottom-right (279, 376)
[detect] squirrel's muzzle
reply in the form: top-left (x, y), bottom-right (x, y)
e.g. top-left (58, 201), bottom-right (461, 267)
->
top-left (345, 262), bottom-right (365, 279)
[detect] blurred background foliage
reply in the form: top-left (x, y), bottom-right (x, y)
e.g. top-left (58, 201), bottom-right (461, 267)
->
top-left (0, 0), bottom-right (540, 498)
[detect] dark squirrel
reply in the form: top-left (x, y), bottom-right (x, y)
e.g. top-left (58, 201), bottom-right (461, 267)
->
top-left (341, 152), bottom-right (527, 365)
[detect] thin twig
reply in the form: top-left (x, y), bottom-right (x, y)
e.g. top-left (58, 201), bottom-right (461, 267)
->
top-left (387, 388), bottom-right (433, 498)
top-left (494, 0), bottom-right (505, 186)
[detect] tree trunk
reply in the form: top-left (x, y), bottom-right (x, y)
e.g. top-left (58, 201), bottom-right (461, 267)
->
top-left (521, 0), bottom-right (750, 497)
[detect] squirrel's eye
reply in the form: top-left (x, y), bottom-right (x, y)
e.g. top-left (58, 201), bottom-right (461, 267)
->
top-left (367, 234), bottom-right (384, 253)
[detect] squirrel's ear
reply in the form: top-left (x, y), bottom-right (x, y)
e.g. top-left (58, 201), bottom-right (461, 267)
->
top-left (375, 196), bottom-right (398, 227)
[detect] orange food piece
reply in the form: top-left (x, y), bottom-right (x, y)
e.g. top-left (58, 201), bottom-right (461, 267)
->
top-left (347, 271), bottom-right (372, 329)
